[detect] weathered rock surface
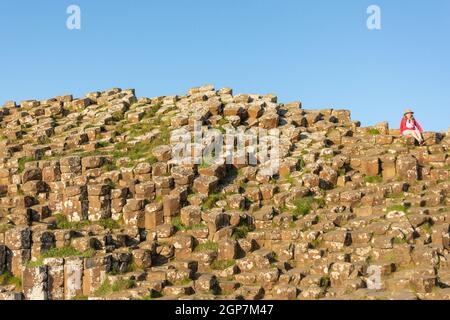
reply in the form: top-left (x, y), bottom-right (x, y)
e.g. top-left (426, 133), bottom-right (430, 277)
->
top-left (0, 85), bottom-right (449, 300)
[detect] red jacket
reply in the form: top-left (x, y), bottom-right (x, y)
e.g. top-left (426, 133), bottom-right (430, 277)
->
top-left (400, 118), bottom-right (423, 135)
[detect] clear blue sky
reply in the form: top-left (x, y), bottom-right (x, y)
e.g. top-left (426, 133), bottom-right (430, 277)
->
top-left (1, 0), bottom-right (449, 131)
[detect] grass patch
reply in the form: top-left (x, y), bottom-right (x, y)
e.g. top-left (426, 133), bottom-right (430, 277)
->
top-left (217, 118), bottom-right (228, 127)
top-left (97, 218), bottom-right (121, 230)
top-left (386, 192), bottom-right (405, 199)
top-left (387, 204), bottom-right (408, 213)
top-left (393, 237), bottom-right (408, 245)
top-left (94, 279), bottom-right (113, 296)
top-left (112, 140), bottom-right (161, 166)
top-left (199, 158), bottom-right (213, 169)
top-left (239, 181), bottom-right (248, 191)
top-left (42, 246), bottom-right (83, 258)
top-left (143, 104), bottom-right (162, 119)
top-left (367, 128), bottom-right (380, 135)
top-left (201, 193), bottom-right (226, 211)
top-left (112, 278), bottom-right (136, 292)
top-left (129, 123), bottom-right (153, 138)
top-left (292, 196), bottom-right (325, 218)
top-left (114, 125), bottom-right (127, 136)
top-left (297, 157), bottom-right (306, 170)
top-left (94, 278), bottom-right (136, 296)
top-left (310, 238), bottom-right (323, 248)
top-left (140, 291), bottom-right (163, 300)
top-left (215, 126), bottom-right (226, 134)
top-left (72, 295), bottom-right (89, 300)
top-left (364, 175), bottom-right (383, 184)
top-left (173, 277), bottom-right (192, 286)
top-left (96, 141), bottom-right (111, 148)
top-left (211, 259), bottom-right (235, 270)
top-left (104, 180), bottom-right (116, 190)
top-left (282, 173), bottom-right (295, 184)
top-left (53, 214), bottom-right (121, 231)
top-left (18, 156), bottom-right (35, 173)
top-left (54, 214), bottom-right (90, 230)
top-left (111, 111), bottom-right (125, 122)
top-left (102, 162), bottom-right (118, 172)
top-left (38, 136), bottom-right (51, 145)
top-left (126, 142), bottom-right (155, 161)
top-left (288, 221), bottom-right (297, 229)
top-left (171, 216), bottom-right (205, 233)
top-left (232, 221), bottom-right (255, 240)
top-left (113, 109), bottom-right (170, 164)
top-left (321, 154), bottom-right (334, 160)
top-left (127, 105), bottom-right (165, 137)
top-left (0, 224), bottom-right (14, 234)
top-left (114, 141), bottom-right (128, 151)
top-left (172, 216), bottom-right (189, 232)
top-left (0, 271), bottom-right (22, 289)
top-left (191, 223), bottom-right (206, 230)
top-left (320, 276), bottom-right (330, 288)
top-left (27, 247), bottom-right (96, 268)
top-left (195, 240), bottom-right (218, 252)
top-left (420, 222), bottom-right (433, 235)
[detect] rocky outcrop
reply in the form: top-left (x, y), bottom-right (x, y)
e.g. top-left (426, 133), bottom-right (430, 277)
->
top-left (0, 85), bottom-right (449, 300)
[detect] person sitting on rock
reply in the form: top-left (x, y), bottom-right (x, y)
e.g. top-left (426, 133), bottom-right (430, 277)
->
top-left (400, 108), bottom-right (424, 145)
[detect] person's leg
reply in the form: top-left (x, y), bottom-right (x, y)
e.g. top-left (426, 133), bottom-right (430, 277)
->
top-left (403, 130), bottom-right (414, 138)
top-left (414, 129), bottom-right (424, 143)
top-left (413, 130), bottom-right (423, 144)
top-left (403, 130), bottom-right (421, 144)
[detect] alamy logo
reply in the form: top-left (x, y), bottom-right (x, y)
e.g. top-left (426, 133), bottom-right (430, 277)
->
top-left (367, 5), bottom-right (382, 30)
top-left (66, 5), bottom-right (81, 30)
top-left (170, 121), bottom-right (281, 176)
top-left (366, 265), bottom-right (382, 289)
